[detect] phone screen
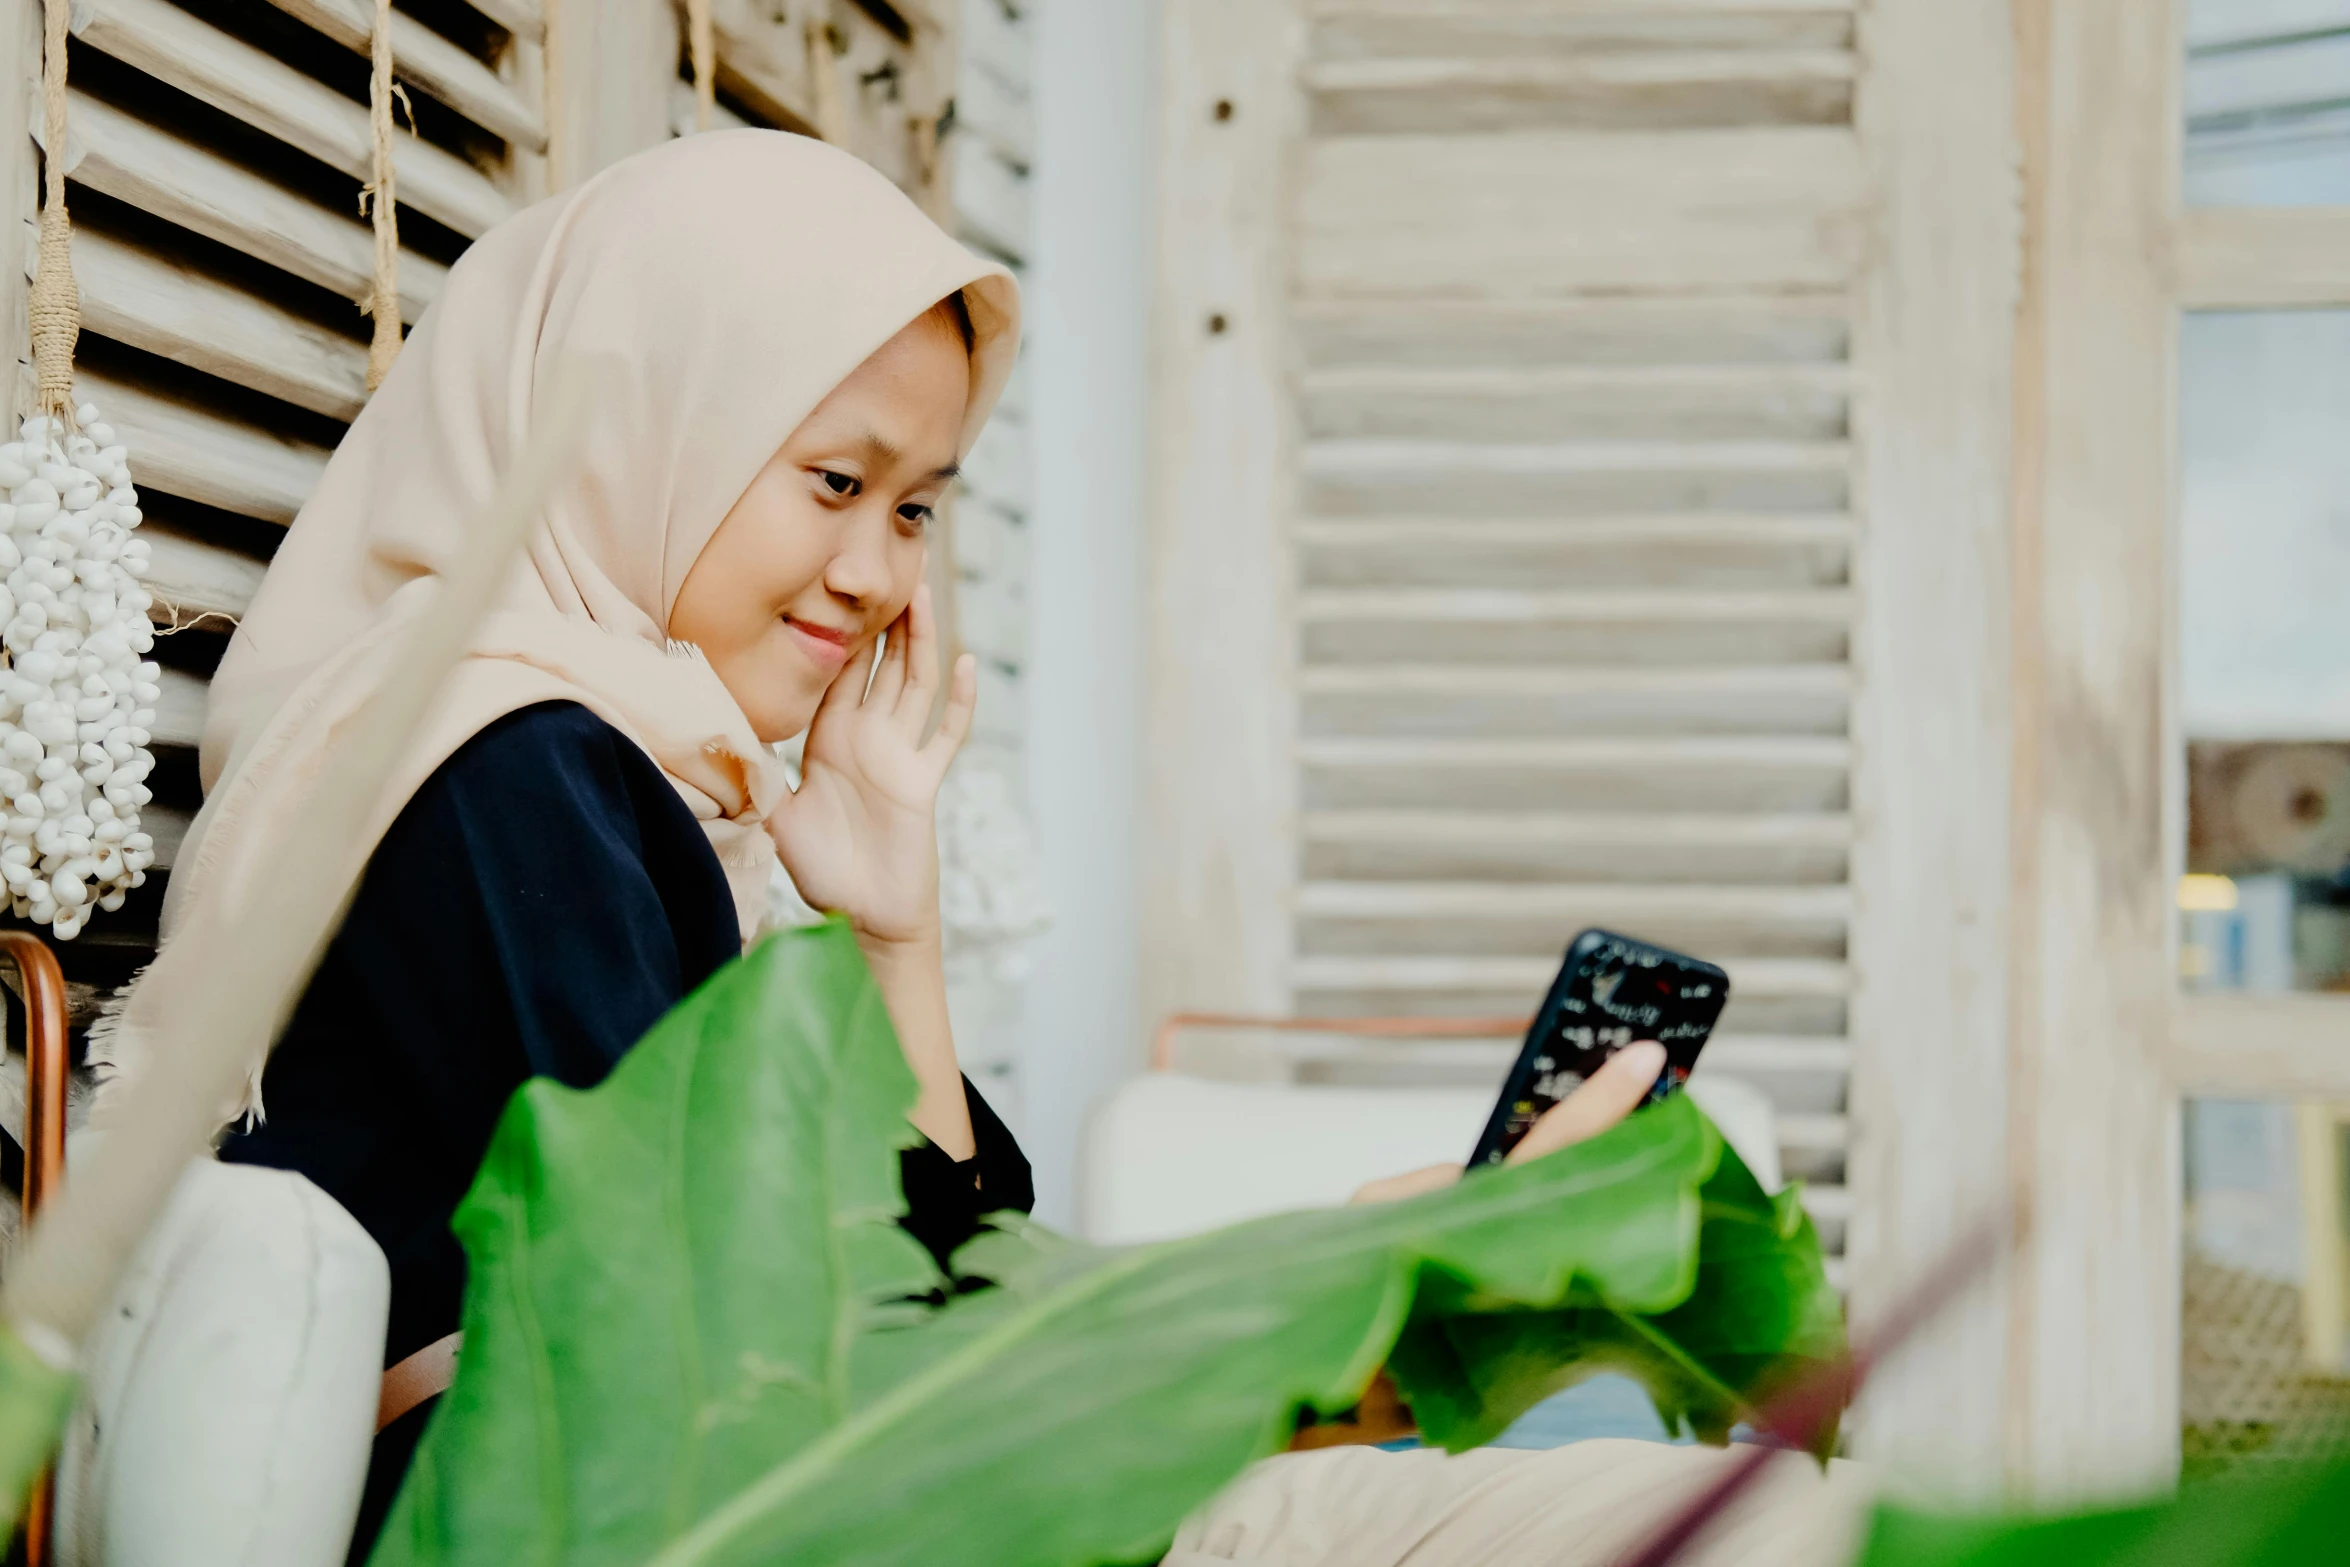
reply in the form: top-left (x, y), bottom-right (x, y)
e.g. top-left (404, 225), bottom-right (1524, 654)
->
top-left (1467, 929), bottom-right (1731, 1169)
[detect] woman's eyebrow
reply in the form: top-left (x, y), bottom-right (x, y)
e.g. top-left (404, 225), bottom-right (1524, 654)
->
top-left (850, 427), bottom-right (959, 483)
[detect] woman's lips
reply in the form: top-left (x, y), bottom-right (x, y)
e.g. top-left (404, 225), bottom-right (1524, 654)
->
top-left (783, 616), bottom-right (853, 670)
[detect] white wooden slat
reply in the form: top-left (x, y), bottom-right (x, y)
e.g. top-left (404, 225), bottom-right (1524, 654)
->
top-left (1307, 48), bottom-right (1856, 82)
top-left (141, 522), bottom-right (268, 624)
top-left (1290, 953), bottom-right (1850, 1001)
top-left (1297, 586), bottom-right (1856, 621)
top-left (951, 492), bottom-right (1023, 580)
top-left (62, 225), bottom-right (368, 422)
top-left (1303, 808), bottom-right (1850, 884)
top-left (1300, 587), bottom-right (1852, 666)
top-left (1141, 0), bottom-right (1302, 1030)
top-left (1299, 128), bottom-right (1865, 297)
top-left (667, 82), bottom-right (754, 139)
top-left (1290, 968), bottom-right (1848, 1036)
top-left (1306, 0), bottom-right (1857, 12)
top-left (1844, 0), bottom-right (2024, 1486)
top-left (1301, 365), bottom-right (1850, 442)
top-left (1296, 515), bottom-right (1853, 590)
top-left (958, 405), bottom-right (1032, 512)
top-left (81, 369), bottom-right (331, 525)
top-left (1300, 662), bottom-right (1850, 737)
top-left (1296, 296), bottom-right (1850, 369)
top-left (1777, 1112), bottom-right (1847, 1151)
top-left (960, 0), bottom-right (1030, 97)
top-left (1294, 879), bottom-right (1850, 959)
top-left (1306, 0), bottom-right (1855, 36)
top-left (957, 576), bottom-right (1026, 667)
top-left (2176, 206), bottom-right (2350, 310)
top-left (2185, 0), bottom-right (2350, 50)
top-left (142, 801), bottom-right (192, 869)
top-left (2171, 995), bottom-right (2350, 1099)
top-left (261, 0), bottom-right (548, 150)
top-left (150, 667), bottom-right (207, 749)
top-left (969, 661), bottom-right (1022, 745)
top-left (955, 36), bottom-right (1032, 166)
top-left (705, 0), bottom-right (819, 139)
top-left (1166, 1024), bottom-right (1849, 1069)
top-left (77, 0), bottom-right (515, 239)
top-left (953, 135), bottom-right (1030, 261)
top-left (2185, 32), bottom-right (2350, 123)
top-left (1301, 438), bottom-right (1850, 515)
top-left (68, 92), bottom-right (447, 324)
top-left (1307, 51), bottom-right (1855, 134)
top-left (459, 0), bottom-right (542, 43)
top-left (1300, 734), bottom-right (1851, 813)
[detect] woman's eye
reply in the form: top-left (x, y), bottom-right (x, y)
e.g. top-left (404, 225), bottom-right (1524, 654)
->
top-left (898, 503), bottom-right (934, 530)
top-left (818, 470), bottom-right (858, 498)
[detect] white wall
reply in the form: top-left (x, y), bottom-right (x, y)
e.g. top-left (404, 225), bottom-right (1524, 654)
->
top-left (1017, 0), bottom-right (1154, 1225)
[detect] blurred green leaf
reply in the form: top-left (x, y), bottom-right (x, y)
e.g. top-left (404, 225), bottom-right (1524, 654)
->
top-left (1857, 1460), bottom-right (2350, 1565)
top-left (0, 1319), bottom-right (77, 1537)
top-left (374, 919), bottom-right (1843, 1567)
top-left (1388, 1133), bottom-right (1844, 1455)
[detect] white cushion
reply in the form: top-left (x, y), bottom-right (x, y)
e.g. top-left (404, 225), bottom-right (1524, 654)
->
top-left (54, 1159), bottom-right (390, 1567)
top-left (1081, 1073), bottom-right (1782, 1246)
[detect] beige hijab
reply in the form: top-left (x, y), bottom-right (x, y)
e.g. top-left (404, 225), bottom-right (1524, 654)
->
top-left (90, 130), bottom-right (1019, 1117)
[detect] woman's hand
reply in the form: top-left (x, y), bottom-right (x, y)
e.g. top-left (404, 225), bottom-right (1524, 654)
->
top-left (766, 579), bottom-right (975, 948)
top-left (767, 578), bottom-right (979, 1160)
top-left (1348, 1041), bottom-right (1668, 1205)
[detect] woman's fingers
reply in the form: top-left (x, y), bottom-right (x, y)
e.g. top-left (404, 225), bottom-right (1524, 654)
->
top-left (1504, 1041), bottom-right (1668, 1166)
top-left (1349, 1164), bottom-right (1463, 1206)
top-left (923, 652), bottom-right (977, 768)
top-left (814, 636), bottom-right (878, 727)
top-left (867, 606), bottom-right (912, 714)
top-left (894, 580), bottom-right (941, 733)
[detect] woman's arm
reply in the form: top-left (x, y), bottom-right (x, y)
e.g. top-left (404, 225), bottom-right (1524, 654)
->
top-left (766, 579), bottom-right (984, 1165)
top-left (859, 929), bottom-right (975, 1160)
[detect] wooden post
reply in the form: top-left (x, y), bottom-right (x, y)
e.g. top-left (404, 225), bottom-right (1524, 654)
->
top-left (0, 0), bottom-right (41, 426)
top-left (1139, 0), bottom-right (1306, 1030)
top-left (2004, 0), bottom-right (2183, 1501)
top-left (1844, 0), bottom-right (2023, 1502)
top-left (544, 0), bottom-right (675, 190)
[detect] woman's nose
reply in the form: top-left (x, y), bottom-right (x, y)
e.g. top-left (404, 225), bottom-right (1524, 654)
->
top-left (822, 509), bottom-right (895, 605)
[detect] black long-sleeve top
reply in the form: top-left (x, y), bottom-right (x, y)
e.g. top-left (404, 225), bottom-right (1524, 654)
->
top-left (220, 700), bottom-right (1030, 1558)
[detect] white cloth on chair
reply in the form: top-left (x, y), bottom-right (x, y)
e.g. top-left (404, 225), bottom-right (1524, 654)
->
top-left (53, 1158), bottom-right (389, 1567)
top-left (1165, 1439), bottom-right (1875, 1567)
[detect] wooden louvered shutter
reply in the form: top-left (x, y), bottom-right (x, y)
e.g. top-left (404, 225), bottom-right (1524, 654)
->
top-left (0, 0), bottom-right (954, 1009)
top-left (1, 0), bottom-right (544, 1006)
top-left (1146, 1), bottom-right (1863, 1274)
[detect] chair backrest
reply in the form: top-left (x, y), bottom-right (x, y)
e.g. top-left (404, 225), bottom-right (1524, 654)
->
top-left (53, 1159), bottom-right (389, 1567)
top-left (1082, 1073), bottom-right (1782, 1246)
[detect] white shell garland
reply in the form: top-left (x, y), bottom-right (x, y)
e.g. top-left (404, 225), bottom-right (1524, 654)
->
top-left (0, 403), bottom-right (158, 939)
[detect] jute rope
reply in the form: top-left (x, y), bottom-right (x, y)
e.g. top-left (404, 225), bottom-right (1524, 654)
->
top-left (687, 0), bottom-right (714, 132)
top-left (31, 0), bottom-right (78, 422)
top-left (362, 0), bottom-right (402, 392)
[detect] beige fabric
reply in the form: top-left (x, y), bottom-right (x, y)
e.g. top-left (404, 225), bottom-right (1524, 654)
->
top-left (90, 129), bottom-right (1018, 1119)
top-left (1165, 1440), bottom-right (1874, 1567)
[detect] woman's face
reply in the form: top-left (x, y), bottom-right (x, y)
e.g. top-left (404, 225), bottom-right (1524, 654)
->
top-left (672, 310), bottom-right (970, 742)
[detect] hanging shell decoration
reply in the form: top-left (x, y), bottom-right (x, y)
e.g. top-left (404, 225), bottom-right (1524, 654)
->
top-left (0, 403), bottom-right (158, 938)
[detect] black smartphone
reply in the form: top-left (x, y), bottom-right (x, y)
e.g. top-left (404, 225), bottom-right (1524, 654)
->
top-left (1467, 928), bottom-right (1731, 1169)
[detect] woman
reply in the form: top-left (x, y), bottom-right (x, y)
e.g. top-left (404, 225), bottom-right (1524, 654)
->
top-left (98, 133), bottom-right (1858, 1565)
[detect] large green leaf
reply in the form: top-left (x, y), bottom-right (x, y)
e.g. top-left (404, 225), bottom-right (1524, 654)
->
top-left (1386, 1138), bottom-right (1844, 1454)
top-left (1856, 1459), bottom-right (2350, 1565)
top-left (374, 920), bottom-right (1843, 1567)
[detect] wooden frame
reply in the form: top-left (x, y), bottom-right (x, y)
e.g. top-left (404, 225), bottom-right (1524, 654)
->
top-left (1842, 0), bottom-right (2022, 1500)
top-left (1138, 0), bottom-right (1306, 1034)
